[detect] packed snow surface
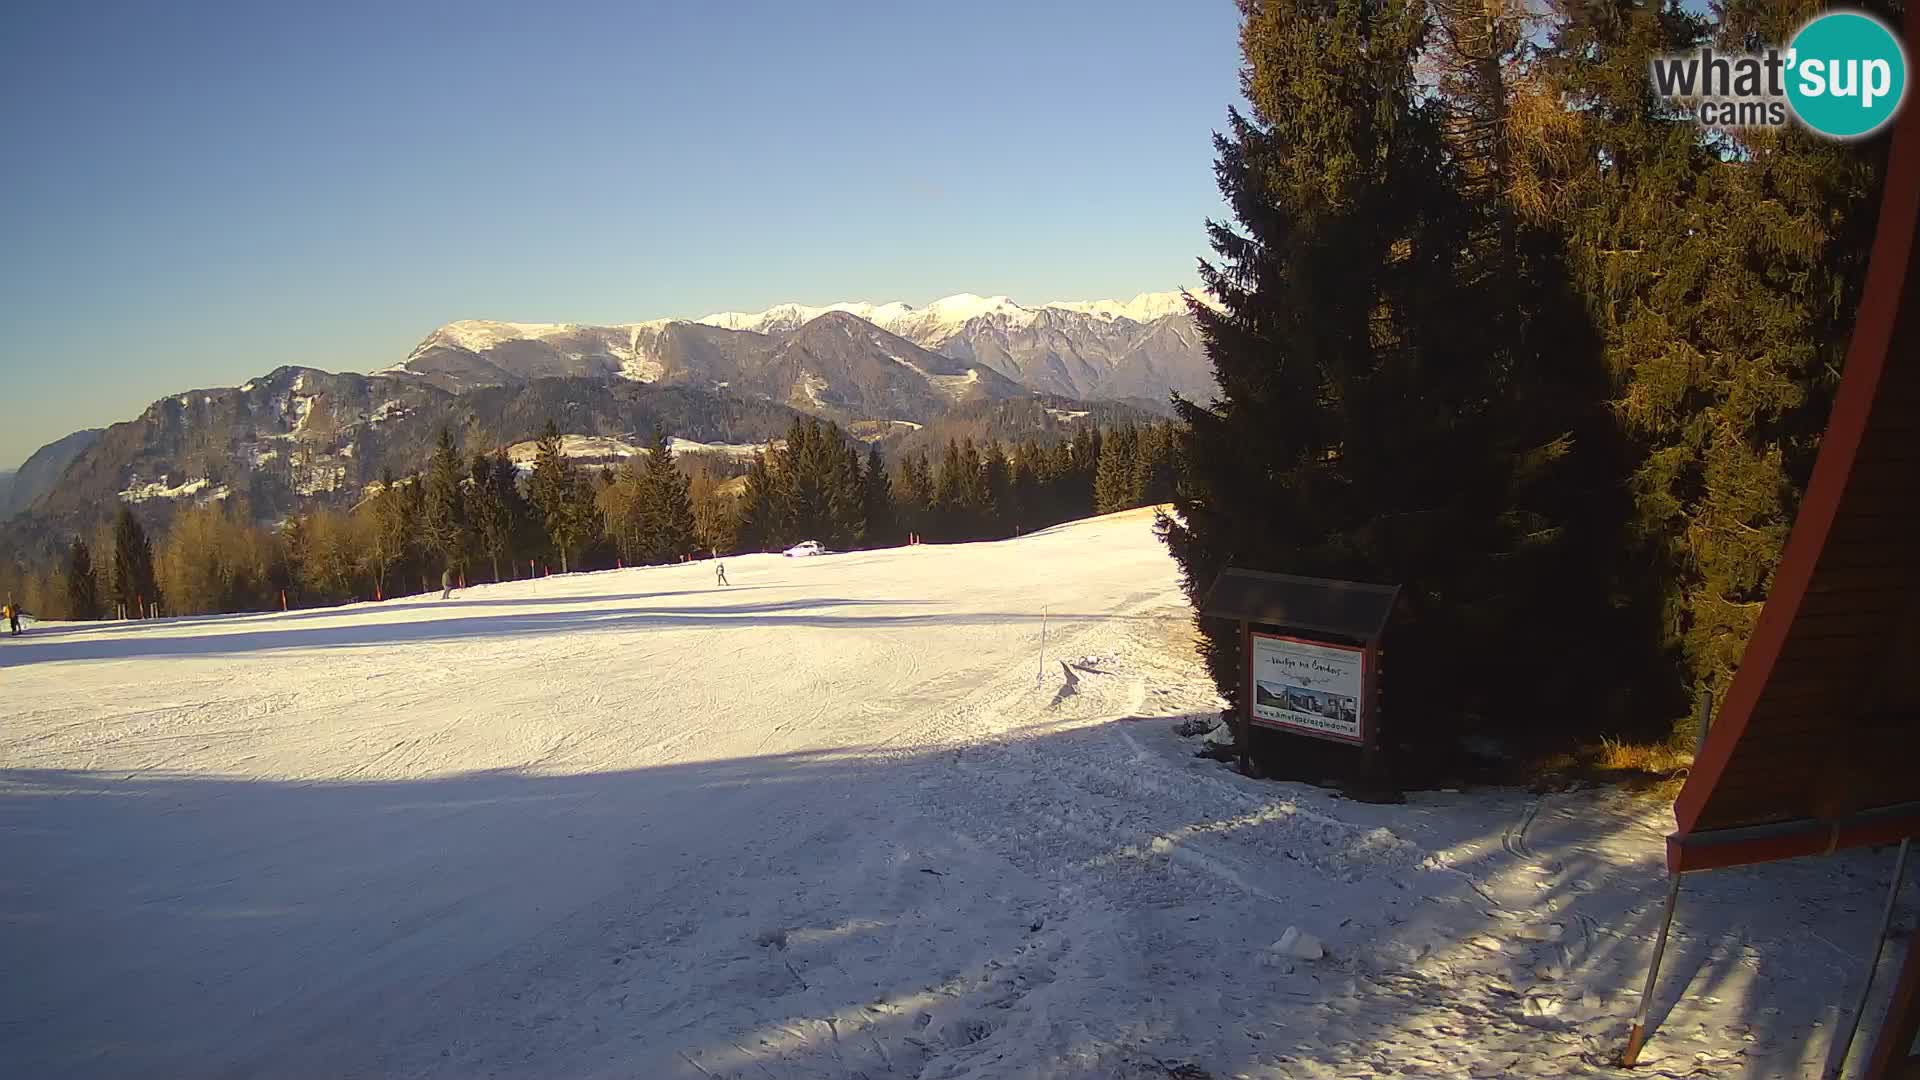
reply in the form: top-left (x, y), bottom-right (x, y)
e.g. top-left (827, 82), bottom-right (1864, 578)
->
top-left (504, 434), bottom-right (648, 468)
top-left (1, 510), bottom-right (1907, 1079)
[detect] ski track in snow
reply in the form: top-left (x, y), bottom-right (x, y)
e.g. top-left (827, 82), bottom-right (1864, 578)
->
top-left (1, 508), bottom-right (1911, 1079)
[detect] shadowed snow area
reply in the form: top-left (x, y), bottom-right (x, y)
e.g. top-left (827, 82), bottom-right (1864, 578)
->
top-left (1, 509), bottom-right (1911, 1078)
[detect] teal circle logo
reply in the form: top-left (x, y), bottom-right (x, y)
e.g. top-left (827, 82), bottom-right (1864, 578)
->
top-left (1786, 10), bottom-right (1908, 139)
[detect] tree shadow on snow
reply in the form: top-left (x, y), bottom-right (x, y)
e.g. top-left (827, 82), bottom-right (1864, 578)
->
top-left (0, 598), bottom-right (1157, 667)
top-left (1, 715), bottom-right (1906, 1080)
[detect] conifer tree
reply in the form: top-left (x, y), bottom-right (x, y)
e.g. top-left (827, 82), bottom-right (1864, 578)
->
top-left (893, 452), bottom-right (935, 542)
top-left (66, 538), bottom-right (101, 621)
top-left (398, 471), bottom-right (429, 591)
top-left (492, 450), bottom-right (534, 573)
top-left (981, 442), bottom-right (1012, 538)
top-left (1009, 442), bottom-right (1042, 531)
top-left (1537, 0), bottom-right (1891, 702)
top-left (1162, 0), bottom-right (1596, 744)
top-left (644, 433), bottom-right (699, 563)
top-left (528, 420), bottom-right (590, 572)
top-left (1131, 423), bottom-right (1178, 507)
top-left (955, 440), bottom-right (987, 538)
top-left (736, 452), bottom-right (779, 553)
top-left (1094, 425), bottom-right (1140, 514)
top-left (931, 440), bottom-right (966, 541)
top-left (422, 427), bottom-right (471, 578)
top-left (784, 419), bottom-right (864, 548)
top-left (861, 445), bottom-right (897, 547)
top-left (732, 418), bottom-right (867, 549)
top-left (1419, 0), bottom-right (1655, 728)
top-left (111, 506), bottom-right (159, 617)
top-left (467, 451), bottom-right (512, 582)
top-left (1068, 429), bottom-right (1101, 518)
top-left (1039, 441), bottom-right (1075, 523)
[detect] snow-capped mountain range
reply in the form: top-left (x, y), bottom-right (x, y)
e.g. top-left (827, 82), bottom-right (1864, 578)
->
top-left (694, 290), bottom-right (1201, 339)
top-left (386, 289), bottom-right (1217, 408)
top-left (0, 288), bottom-right (1215, 562)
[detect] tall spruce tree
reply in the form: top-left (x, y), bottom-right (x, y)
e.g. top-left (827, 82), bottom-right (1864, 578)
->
top-left (644, 433), bottom-right (699, 563)
top-left (398, 471), bottom-right (430, 592)
top-left (1131, 423), bottom-right (1178, 507)
top-left (981, 442), bottom-right (1013, 537)
top-left (1164, 0), bottom-right (1609, 747)
top-left (893, 452), bottom-right (935, 542)
top-left (1094, 425), bottom-right (1140, 514)
top-left (955, 440), bottom-right (987, 538)
top-left (730, 419), bottom-right (863, 550)
top-left (786, 419), bottom-right (864, 548)
top-left (736, 451), bottom-right (779, 553)
top-left (1010, 441), bottom-right (1044, 530)
top-left (1068, 429), bottom-right (1101, 518)
top-left (67, 538), bottom-right (101, 621)
top-left (111, 506), bottom-right (159, 617)
top-left (931, 440), bottom-right (966, 541)
top-left (493, 450), bottom-right (535, 573)
top-left (1533, 0), bottom-right (1888, 709)
top-left (423, 427), bottom-right (471, 578)
top-left (862, 445), bottom-right (897, 547)
top-left (1422, 0), bottom-right (1658, 729)
top-left (468, 451), bottom-right (512, 582)
top-left (528, 420), bottom-right (593, 572)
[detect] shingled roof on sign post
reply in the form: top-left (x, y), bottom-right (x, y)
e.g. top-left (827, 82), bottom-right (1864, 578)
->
top-left (1198, 568), bottom-right (1399, 643)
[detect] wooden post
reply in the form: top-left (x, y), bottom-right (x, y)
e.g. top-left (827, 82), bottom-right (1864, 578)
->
top-left (1036, 606), bottom-right (1048, 687)
top-left (1864, 896), bottom-right (1920, 1079)
top-left (1828, 838), bottom-right (1912, 1079)
top-left (1361, 640), bottom-right (1382, 785)
top-left (1621, 873), bottom-right (1683, 1066)
top-left (1239, 620), bottom-right (1254, 777)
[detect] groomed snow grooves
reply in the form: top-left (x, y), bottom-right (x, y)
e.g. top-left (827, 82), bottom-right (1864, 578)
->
top-left (2, 509), bottom-right (1907, 1079)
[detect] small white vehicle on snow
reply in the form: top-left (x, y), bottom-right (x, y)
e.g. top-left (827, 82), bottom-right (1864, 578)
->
top-left (783, 540), bottom-right (826, 558)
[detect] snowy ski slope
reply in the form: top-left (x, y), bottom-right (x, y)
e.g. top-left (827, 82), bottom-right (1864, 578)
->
top-left (1, 509), bottom-right (1908, 1078)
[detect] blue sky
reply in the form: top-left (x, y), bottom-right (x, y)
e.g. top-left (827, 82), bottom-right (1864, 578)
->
top-left (0, 0), bottom-right (1241, 469)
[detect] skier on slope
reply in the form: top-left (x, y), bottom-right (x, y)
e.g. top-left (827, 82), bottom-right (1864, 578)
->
top-left (440, 567), bottom-right (453, 601)
top-left (4, 595), bottom-right (19, 636)
top-left (714, 551), bottom-right (729, 587)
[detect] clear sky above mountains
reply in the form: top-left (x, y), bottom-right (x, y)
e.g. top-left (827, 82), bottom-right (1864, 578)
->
top-left (0, 1), bottom-right (1240, 469)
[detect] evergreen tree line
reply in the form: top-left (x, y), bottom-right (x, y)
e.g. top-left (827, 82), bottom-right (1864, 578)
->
top-left (1165, 0), bottom-right (1890, 759)
top-left (734, 416), bottom-right (1178, 552)
top-left (8, 416), bottom-right (1175, 620)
